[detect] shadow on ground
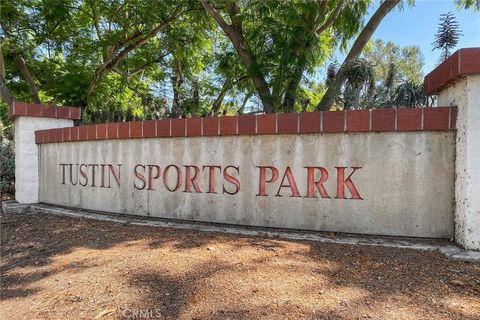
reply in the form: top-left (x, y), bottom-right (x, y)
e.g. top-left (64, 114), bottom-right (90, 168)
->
top-left (1, 212), bottom-right (479, 319)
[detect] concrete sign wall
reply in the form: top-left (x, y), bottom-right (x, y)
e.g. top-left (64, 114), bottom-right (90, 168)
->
top-left (37, 130), bottom-right (455, 238)
top-left (9, 48), bottom-right (479, 249)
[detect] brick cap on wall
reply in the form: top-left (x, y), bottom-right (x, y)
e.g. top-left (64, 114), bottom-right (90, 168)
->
top-left (424, 47), bottom-right (480, 95)
top-left (35, 107), bottom-right (457, 144)
top-left (8, 102), bottom-right (81, 121)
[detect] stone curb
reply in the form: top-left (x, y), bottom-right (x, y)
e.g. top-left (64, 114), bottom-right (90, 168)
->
top-left (2, 201), bottom-right (479, 263)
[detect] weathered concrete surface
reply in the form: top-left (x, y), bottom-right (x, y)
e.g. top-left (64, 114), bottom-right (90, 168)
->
top-left (438, 74), bottom-right (480, 250)
top-left (38, 132), bottom-right (455, 238)
top-left (14, 117), bottom-right (73, 204)
top-left (1, 200), bottom-right (30, 214)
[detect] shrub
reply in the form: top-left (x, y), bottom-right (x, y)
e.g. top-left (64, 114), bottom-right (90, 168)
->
top-left (0, 140), bottom-right (15, 199)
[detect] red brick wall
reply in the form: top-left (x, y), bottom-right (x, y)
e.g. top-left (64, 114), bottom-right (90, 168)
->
top-left (424, 48), bottom-right (480, 95)
top-left (34, 107), bottom-right (457, 144)
top-left (8, 102), bottom-right (81, 121)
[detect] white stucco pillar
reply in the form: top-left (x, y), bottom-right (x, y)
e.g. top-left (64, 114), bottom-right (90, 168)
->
top-left (425, 48), bottom-right (480, 250)
top-left (9, 102), bottom-right (79, 204)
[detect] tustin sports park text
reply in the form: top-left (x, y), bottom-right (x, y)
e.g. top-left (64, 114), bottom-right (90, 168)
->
top-left (59, 163), bottom-right (363, 200)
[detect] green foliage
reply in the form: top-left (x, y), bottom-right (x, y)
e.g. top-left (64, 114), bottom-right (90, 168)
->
top-left (338, 58), bottom-right (375, 110)
top-left (455, 0), bottom-right (480, 11)
top-left (392, 81), bottom-right (434, 107)
top-left (361, 39), bottom-right (425, 108)
top-left (1, 1), bottom-right (473, 117)
top-left (363, 40), bottom-right (424, 86)
top-left (0, 140), bottom-right (15, 198)
top-left (0, 101), bottom-right (11, 129)
top-left (328, 39), bottom-right (431, 110)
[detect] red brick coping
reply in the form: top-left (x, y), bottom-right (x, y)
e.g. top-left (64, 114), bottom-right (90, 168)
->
top-left (8, 102), bottom-right (81, 121)
top-left (424, 47), bottom-right (480, 95)
top-left (34, 107), bottom-right (457, 144)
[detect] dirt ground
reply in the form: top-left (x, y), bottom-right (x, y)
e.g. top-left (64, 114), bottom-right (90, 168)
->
top-left (0, 212), bottom-right (479, 320)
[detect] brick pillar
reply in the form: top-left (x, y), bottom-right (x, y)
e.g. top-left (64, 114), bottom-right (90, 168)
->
top-left (425, 48), bottom-right (480, 250)
top-left (8, 102), bottom-right (81, 204)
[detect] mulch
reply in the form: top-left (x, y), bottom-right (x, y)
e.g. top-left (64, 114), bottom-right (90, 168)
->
top-left (1, 212), bottom-right (479, 320)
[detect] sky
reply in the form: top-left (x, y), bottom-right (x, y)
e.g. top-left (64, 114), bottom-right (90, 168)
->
top-left (363, 0), bottom-right (479, 74)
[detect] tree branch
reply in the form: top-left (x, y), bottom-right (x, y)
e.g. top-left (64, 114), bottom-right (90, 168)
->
top-left (317, 0), bottom-right (400, 111)
top-left (0, 45), bottom-right (14, 105)
top-left (14, 55), bottom-right (40, 103)
top-left (0, 44), bottom-right (5, 79)
top-left (87, 1), bottom-right (103, 41)
top-left (201, 0), bottom-right (233, 34)
top-left (113, 53), bottom-right (170, 77)
top-left (201, 0), bottom-right (275, 113)
top-left (315, 0), bottom-right (347, 36)
top-left (319, 0), bottom-right (328, 15)
top-left (86, 5), bottom-right (182, 99)
top-left (0, 77), bottom-right (15, 107)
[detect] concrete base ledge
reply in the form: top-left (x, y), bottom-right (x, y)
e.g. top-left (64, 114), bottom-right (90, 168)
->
top-left (1, 200), bottom-right (31, 214)
top-left (2, 201), bottom-right (479, 263)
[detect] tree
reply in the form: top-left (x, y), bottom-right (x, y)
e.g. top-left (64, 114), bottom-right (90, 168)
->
top-left (0, 0), bottom-right (216, 122)
top-left (201, 0), bottom-right (375, 113)
top-left (201, 0), bottom-right (275, 113)
top-left (432, 12), bottom-right (462, 62)
top-left (1, 0), bottom-right (478, 123)
top-left (322, 39), bottom-right (428, 110)
top-left (455, 0), bottom-right (480, 11)
top-left (341, 58), bottom-right (375, 110)
top-left (362, 39), bottom-right (424, 107)
top-left (364, 40), bottom-right (423, 85)
top-left (0, 46), bottom-right (14, 106)
top-left (317, 0), bottom-right (401, 111)
top-left (392, 80), bottom-right (435, 107)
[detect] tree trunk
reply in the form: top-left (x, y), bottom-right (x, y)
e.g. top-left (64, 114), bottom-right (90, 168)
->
top-left (226, 27), bottom-right (274, 113)
top-left (238, 91), bottom-right (253, 115)
top-left (0, 47), bottom-right (15, 106)
top-left (170, 60), bottom-right (184, 118)
top-left (201, 0), bottom-right (275, 113)
top-left (317, 0), bottom-right (400, 111)
top-left (0, 46), bottom-right (5, 79)
top-left (193, 81), bottom-right (200, 112)
top-left (279, 0), bottom-right (347, 111)
top-left (14, 55), bottom-right (40, 103)
top-left (282, 58), bottom-right (308, 111)
top-left (353, 84), bottom-right (362, 110)
top-left (212, 78), bottom-right (231, 115)
top-left (0, 76), bottom-right (15, 106)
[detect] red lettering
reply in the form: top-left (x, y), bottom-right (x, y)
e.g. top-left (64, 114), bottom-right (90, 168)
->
top-left (305, 167), bottom-right (330, 198)
top-left (134, 164), bottom-right (146, 190)
top-left (223, 166), bottom-right (240, 195)
top-left (335, 167), bottom-right (362, 200)
top-left (184, 165), bottom-right (201, 193)
top-left (276, 167), bottom-right (300, 197)
top-left (147, 165), bottom-right (161, 190)
top-left (163, 165), bottom-right (182, 192)
top-left (256, 166), bottom-right (279, 196)
top-left (203, 165), bottom-right (221, 194)
top-left (79, 164), bottom-right (88, 186)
